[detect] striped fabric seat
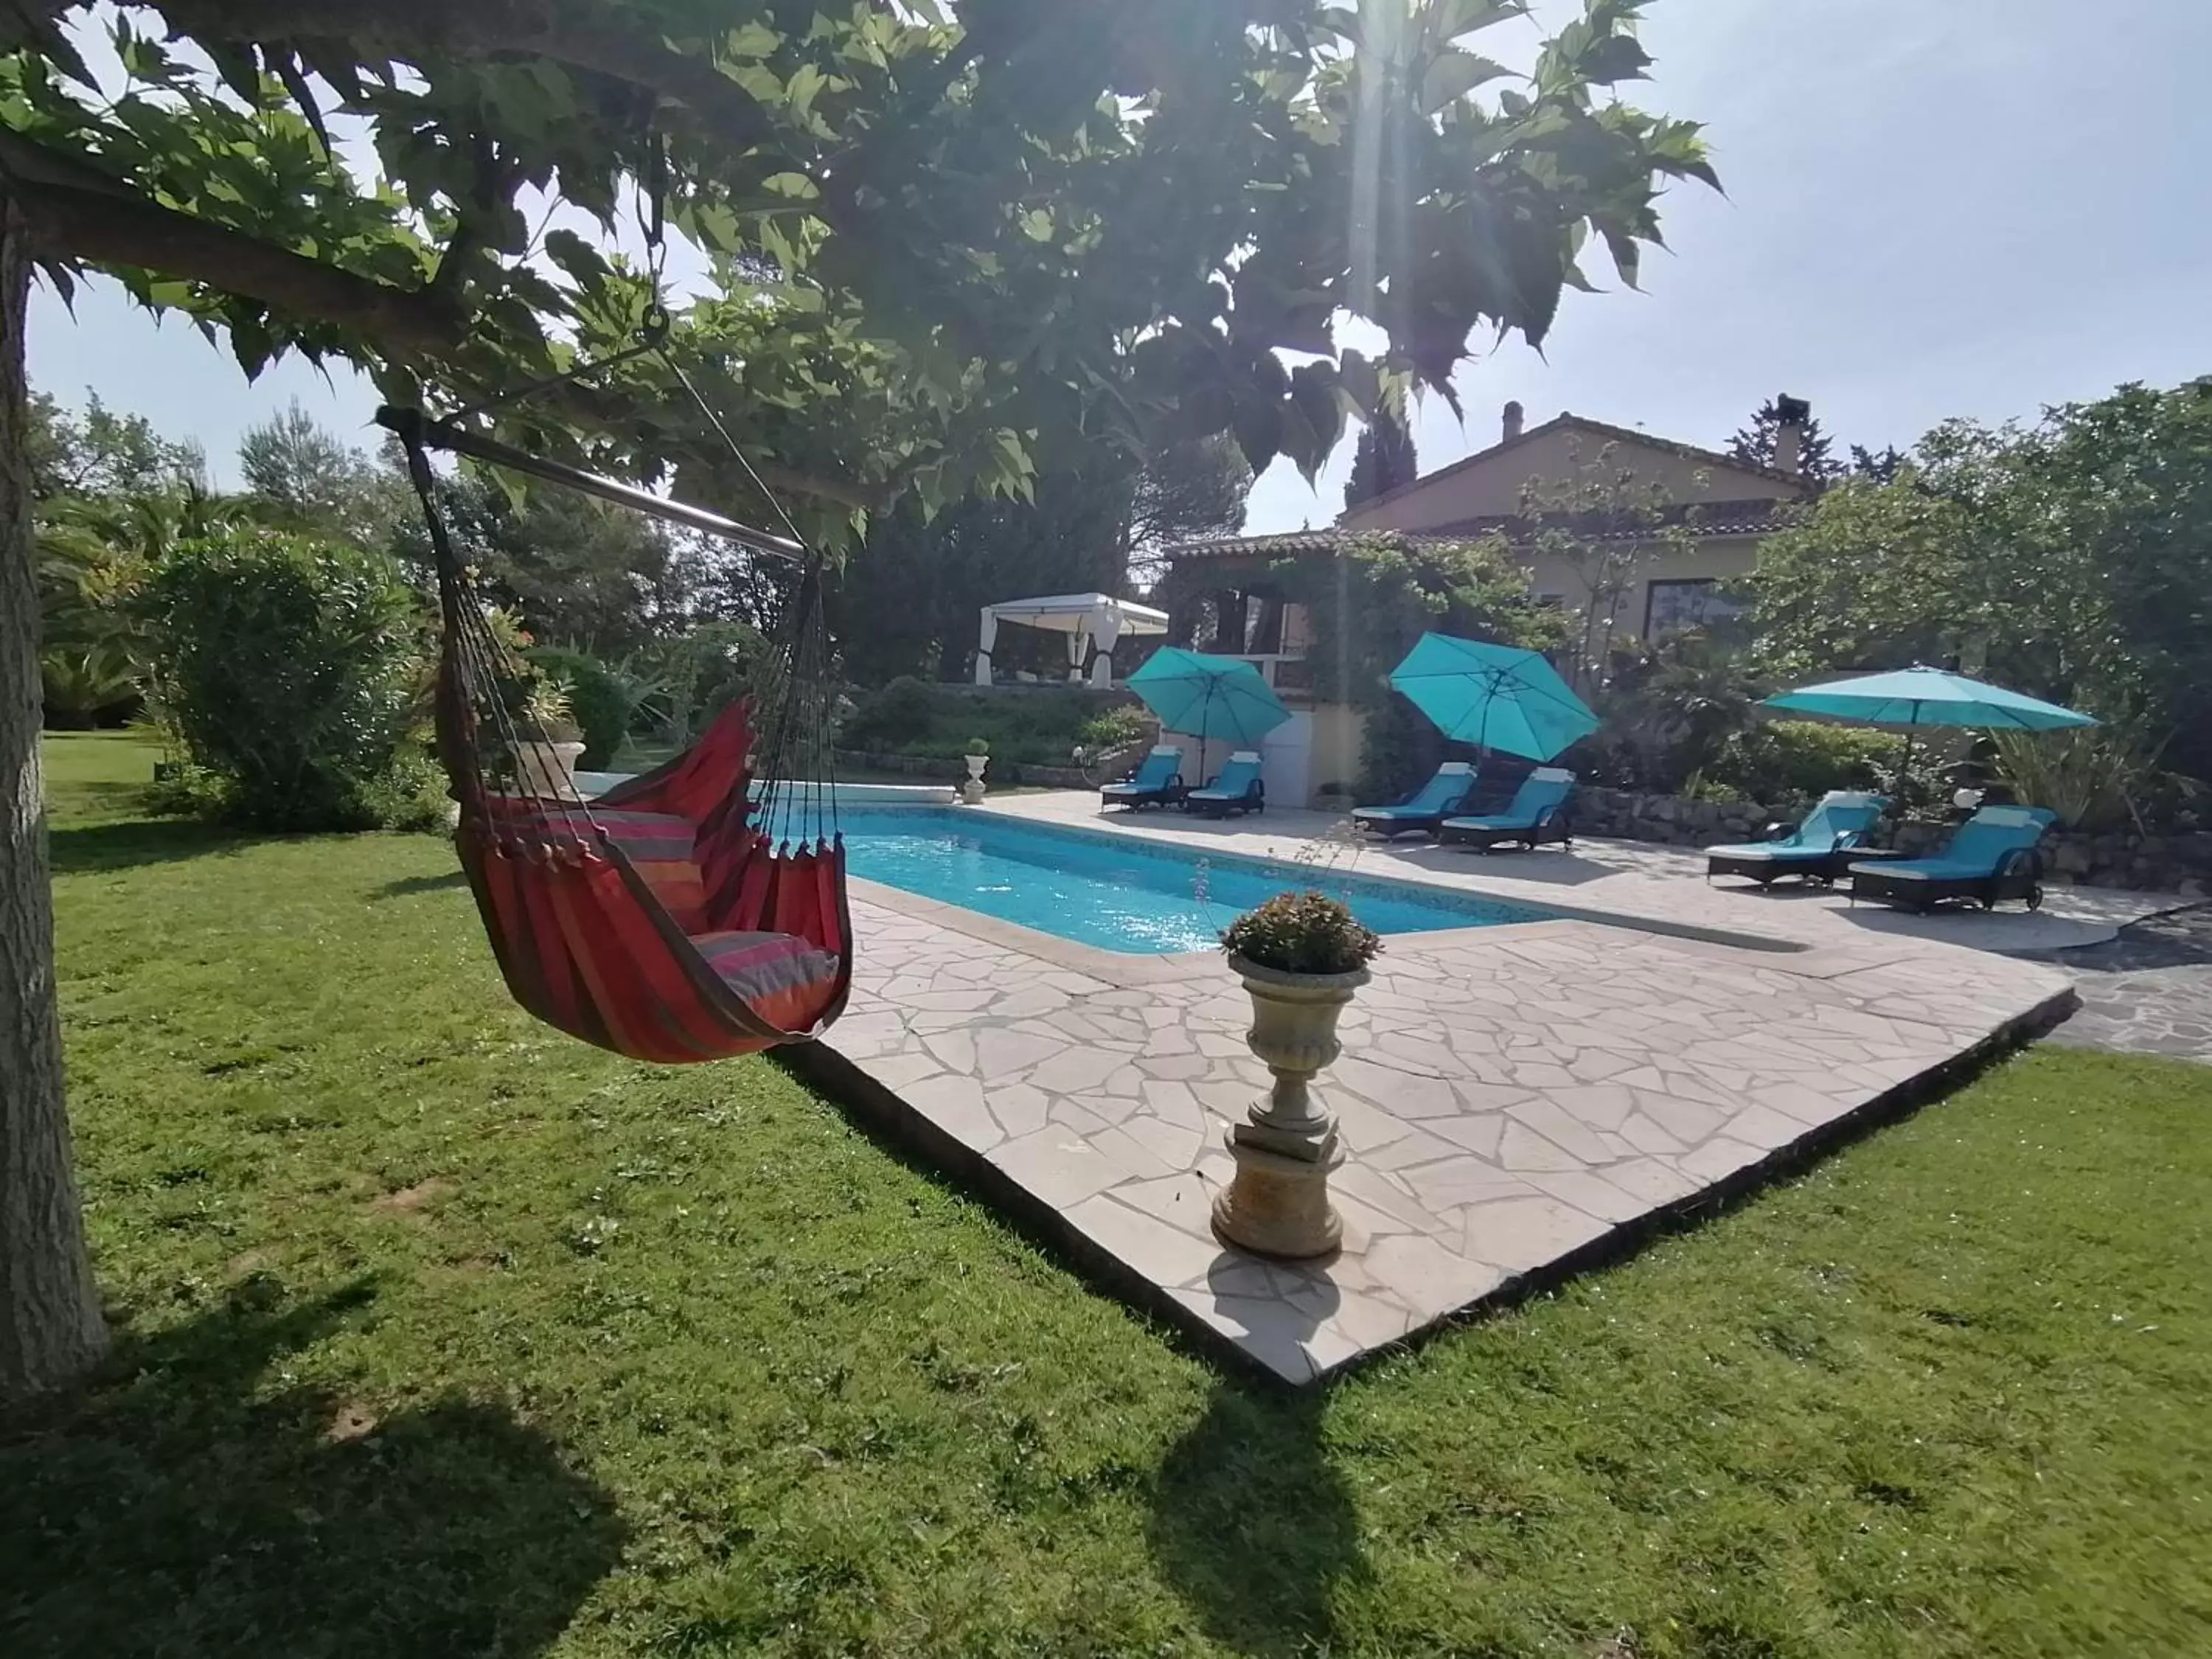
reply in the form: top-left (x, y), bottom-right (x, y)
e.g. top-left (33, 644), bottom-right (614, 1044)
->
top-left (587, 808), bottom-right (708, 932)
top-left (461, 703), bottom-right (853, 1063)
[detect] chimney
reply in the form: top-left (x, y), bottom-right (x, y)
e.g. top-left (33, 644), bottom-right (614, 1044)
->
top-left (1501, 400), bottom-right (1524, 443)
top-left (1772, 393), bottom-right (1811, 476)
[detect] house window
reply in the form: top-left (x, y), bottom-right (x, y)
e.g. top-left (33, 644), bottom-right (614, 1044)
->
top-left (1644, 578), bottom-right (1740, 638)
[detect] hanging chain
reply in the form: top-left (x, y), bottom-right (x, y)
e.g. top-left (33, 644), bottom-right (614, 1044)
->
top-left (637, 126), bottom-right (672, 341)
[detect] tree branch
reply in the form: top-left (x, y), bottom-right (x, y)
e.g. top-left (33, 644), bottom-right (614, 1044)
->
top-left (1, 45), bottom-right (883, 512)
top-left (496, 370), bottom-right (888, 515)
top-left (0, 129), bottom-right (465, 358)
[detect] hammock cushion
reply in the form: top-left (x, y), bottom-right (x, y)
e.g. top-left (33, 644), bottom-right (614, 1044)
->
top-left (692, 929), bottom-right (842, 1029)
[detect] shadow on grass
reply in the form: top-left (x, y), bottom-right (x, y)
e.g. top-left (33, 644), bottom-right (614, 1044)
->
top-left (1147, 1384), bottom-right (1367, 1658)
top-left (0, 1281), bottom-right (623, 1659)
top-left (375, 869), bottom-right (470, 900)
top-left (46, 816), bottom-right (246, 874)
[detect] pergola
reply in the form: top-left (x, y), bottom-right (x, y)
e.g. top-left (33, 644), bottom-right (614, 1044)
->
top-left (973, 592), bottom-right (1170, 688)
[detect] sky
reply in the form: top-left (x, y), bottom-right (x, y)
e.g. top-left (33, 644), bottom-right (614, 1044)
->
top-left (28, 0), bottom-right (2212, 528)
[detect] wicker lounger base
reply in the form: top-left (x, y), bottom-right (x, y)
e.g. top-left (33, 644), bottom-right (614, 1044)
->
top-left (1849, 867), bottom-right (2042, 913)
top-left (1439, 822), bottom-right (1573, 852)
top-left (1185, 792), bottom-right (1262, 820)
top-left (1352, 814), bottom-right (1447, 838)
top-left (1705, 849), bottom-right (1851, 886)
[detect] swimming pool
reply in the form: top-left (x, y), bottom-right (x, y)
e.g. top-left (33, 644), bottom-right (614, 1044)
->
top-left (837, 808), bottom-right (1558, 954)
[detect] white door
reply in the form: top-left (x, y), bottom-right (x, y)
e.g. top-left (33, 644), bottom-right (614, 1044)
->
top-left (1260, 712), bottom-right (1313, 809)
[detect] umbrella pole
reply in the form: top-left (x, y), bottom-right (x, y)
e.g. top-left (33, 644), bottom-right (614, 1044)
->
top-left (1898, 698), bottom-right (1921, 810)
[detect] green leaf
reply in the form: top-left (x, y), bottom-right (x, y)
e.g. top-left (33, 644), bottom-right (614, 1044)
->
top-left (1277, 392), bottom-right (1326, 483)
top-left (1425, 0), bottom-right (1525, 45)
top-left (1420, 49), bottom-right (1512, 113)
top-left (1599, 223), bottom-right (1641, 289)
top-left (1231, 394), bottom-right (1285, 475)
top-left (542, 228), bottom-right (612, 289)
top-left (1338, 349), bottom-right (1380, 415)
top-left (36, 18), bottom-right (97, 88)
top-left (1176, 381), bottom-right (1236, 439)
top-left (785, 63), bottom-right (828, 119)
top-left (726, 22), bottom-right (784, 59)
top-left (1290, 361), bottom-right (1346, 460)
top-left (1579, 34), bottom-right (1653, 86)
top-left (1018, 207), bottom-right (1054, 242)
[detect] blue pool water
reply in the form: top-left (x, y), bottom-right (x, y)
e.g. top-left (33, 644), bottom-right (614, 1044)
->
top-left (837, 808), bottom-right (1557, 954)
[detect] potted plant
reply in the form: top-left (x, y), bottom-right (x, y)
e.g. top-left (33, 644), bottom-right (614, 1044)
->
top-left (510, 675), bottom-right (585, 797)
top-left (1211, 890), bottom-right (1382, 1259)
top-left (961, 735), bottom-right (990, 804)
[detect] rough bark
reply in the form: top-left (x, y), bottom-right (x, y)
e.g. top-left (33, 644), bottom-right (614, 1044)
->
top-left (0, 192), bottom-right (108, 1402)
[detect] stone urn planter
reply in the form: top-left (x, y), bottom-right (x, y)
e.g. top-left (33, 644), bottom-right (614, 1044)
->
top-left (961, 742), bottom-right (990, 805)
top-left (1211, 892), bottom-right (1382, 1260)
top-left (514, 734), bottom-right (586, 799)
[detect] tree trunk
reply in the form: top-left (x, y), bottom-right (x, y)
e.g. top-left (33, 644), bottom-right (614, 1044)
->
top-left (0, 194), bottom-right (108, 1401)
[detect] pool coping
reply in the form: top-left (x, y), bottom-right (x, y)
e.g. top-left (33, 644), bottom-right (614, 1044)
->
top-left (843, 804), bottom-right (1809, 966)
top-left (847, 874), bottom-right (1603, 989)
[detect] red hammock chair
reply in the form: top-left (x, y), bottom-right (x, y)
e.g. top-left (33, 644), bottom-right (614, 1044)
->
top-left (386, 406), bottom-right (855, 1065)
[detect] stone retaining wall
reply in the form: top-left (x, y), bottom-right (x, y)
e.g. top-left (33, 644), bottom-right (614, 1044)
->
top-left (1573, 785), bottom-right (2212, 897)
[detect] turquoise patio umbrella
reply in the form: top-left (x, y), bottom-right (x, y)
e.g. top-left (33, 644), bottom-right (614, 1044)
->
top-left (1764, 664), bottom-right (2096, 786)
top-left (1125, 648), bottom-right (1291, 779)
top-left (1386, 633), bottom-right (1599, 761)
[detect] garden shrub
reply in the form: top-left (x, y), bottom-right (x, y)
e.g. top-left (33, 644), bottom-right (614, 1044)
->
top-left (526, 647), bottom-right (631, 768)
top-left (1076, 704), bottom-right (1151, 754)
top-left (840, 675), bottom-right (936, 748)
top-left (1707, 720), bottom-right (1897, 803)
top-left (140, 529), bottom-right (435, 831)
top-left (839, 678), bottom-right (1142, 765)
top-left (627, 623), bottom-right (784, 748)
top-left (1357, 696), bottom-right (1444, 801)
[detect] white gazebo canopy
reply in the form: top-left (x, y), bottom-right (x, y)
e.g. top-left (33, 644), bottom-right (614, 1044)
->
top-left (974, 591), bottom-right (1170, 687)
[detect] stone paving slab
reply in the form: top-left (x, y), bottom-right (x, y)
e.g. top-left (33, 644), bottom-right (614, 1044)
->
top-left (816, 807), bottom-right (2078, 1382)
top-left (2029, 902), bottom-right (2212, 1061)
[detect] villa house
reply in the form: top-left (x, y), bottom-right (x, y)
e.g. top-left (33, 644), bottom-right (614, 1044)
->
top-left (1155, 400), bottom-right (1818, 805)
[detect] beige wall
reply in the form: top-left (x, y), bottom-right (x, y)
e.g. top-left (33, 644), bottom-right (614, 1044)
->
top-left (1307, 702), bottom-right (1366, 798)
top-left (1339, 425), bottom-right (1801, 532)
top-left (1526, 533), bottom-right (1764, 636)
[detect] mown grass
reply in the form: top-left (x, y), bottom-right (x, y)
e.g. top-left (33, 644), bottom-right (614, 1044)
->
top-left (6, 732), bottom-right (2209, 1658)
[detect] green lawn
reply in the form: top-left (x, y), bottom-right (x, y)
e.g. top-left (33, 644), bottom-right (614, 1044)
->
top-left (7, 732), bottom-right (2209, 1658)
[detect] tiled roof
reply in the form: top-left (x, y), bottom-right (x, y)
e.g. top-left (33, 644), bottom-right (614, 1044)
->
top-left (1166, 498), bottom-right (1794, 562)
top-left (1340, 411), bottom-right (1811, 521)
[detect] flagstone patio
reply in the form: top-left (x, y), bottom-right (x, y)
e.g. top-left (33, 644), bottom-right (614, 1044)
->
top-left (797, 795), bottom-right (2090, 1382)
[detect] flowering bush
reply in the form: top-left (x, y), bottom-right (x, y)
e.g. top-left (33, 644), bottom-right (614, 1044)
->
top-left (1220, 890), bottom-right (1381, 976)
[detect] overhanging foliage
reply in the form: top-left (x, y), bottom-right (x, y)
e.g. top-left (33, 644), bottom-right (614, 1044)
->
top-left (1, 0), bottom-right (1715, 541)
